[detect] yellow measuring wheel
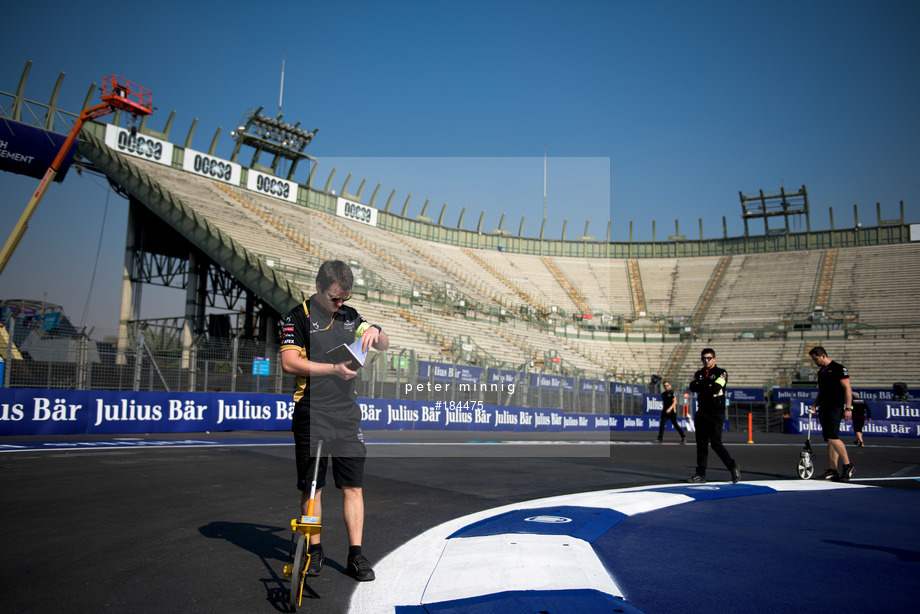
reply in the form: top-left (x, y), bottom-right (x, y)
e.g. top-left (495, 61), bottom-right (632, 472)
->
top-left (283, 440), bottom-right (323, 610)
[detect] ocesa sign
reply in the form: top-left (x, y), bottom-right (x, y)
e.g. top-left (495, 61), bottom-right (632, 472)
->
top-left (182, 148), bottom-right (241, 185)
top-left (104, 124), bottom-right (173, 166)
top-left (246, 169), bottom-right (297, 203)
top-left (336, 197), bottom-right (378, 227)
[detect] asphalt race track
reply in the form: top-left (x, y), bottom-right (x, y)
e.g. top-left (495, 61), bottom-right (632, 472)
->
top-left (2, 430), bottom-right (918, 613)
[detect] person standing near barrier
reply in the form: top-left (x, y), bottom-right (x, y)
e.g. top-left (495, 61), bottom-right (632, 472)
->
top-left (656, 380), bottom-right (686, 443)
top-left (808, 346), bottom-right (854, 481)
top-left (280, 260), bottom-right (390, 582)
top-left (687, 348), bottom-right (740, 483)
top-left (852, 398), bottom-right (871, 447)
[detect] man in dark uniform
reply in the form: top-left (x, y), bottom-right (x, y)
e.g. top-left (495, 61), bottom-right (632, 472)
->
top-left (852, 398), bottom-right (871, 447)
top-left (655, 380), bottom-right (686, 443)
top-left (808, 346), bottom-right (854, 481)
top-left (280, 260), bottom-right (390, 581)
top-left (687, 348), bottom-right (740, 483)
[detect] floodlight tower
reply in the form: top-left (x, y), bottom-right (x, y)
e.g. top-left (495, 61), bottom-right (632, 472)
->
top-left (0, 75), bottom-right (153, 276)
top-left (230, 106), bottom-right (318, 180)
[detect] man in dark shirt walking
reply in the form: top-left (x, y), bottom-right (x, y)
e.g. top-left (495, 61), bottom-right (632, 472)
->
top-left (656, 380), bottom-right (686, 443)
top-left (687, 348), bottom-right (740, 484)
top-left (808, 346), bottom-right (854, 481)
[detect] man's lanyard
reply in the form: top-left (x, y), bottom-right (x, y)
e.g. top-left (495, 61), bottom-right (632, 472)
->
top-left (304, 298), bottom-right (337, 332)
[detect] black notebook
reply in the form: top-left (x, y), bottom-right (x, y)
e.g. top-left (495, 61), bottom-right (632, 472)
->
top-left (324, 338), bottom-right (368, 370)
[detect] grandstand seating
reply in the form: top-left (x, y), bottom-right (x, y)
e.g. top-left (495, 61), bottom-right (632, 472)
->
top-left (116, 152), bottom-right (919, 389)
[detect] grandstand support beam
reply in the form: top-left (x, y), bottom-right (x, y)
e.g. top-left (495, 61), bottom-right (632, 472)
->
top-left (184, 118), bottom-right (198, 148)
top-left (324, 168), bottom-right (337, 193)
top-left (117, 201), bottom-right (140, 365)
top-left (182, 250), bottom-right (203, 371)
top-left (519, 216), bottom-right (525, 237)
top-left (44, 72), bottom-right (65, 132)
top-left (208, 127), bottom-right (222, 156)
top-left (401, 194), bottom-right (412, 217)
top-left (11, 60), bottom-right (30, 122)
top-left (369, 183), bottom-right (381, 207)
top-left (80, 83), bottom-right (95, 114)
top-left (384, 189), bottom-right (396, 212)
top-left (243, 291), bottom-right (255, 339)
top-left (457, 207), bottom-right (466, 229)
top-left (540, 217), bottom-right (546, 240)
top-left (438, 204), bottom-right (447, 226)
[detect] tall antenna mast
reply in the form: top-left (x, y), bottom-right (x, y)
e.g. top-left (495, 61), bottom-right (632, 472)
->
top-left (543, 144), bottom-right (547, 221)
top-left (279, 48), bottom-right (286, 117)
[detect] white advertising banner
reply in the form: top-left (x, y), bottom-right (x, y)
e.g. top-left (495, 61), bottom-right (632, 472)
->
top-left (104, 124), bottom-right (173, 166)
top-left (245, 169), bottom-right (297, 203)
top-left (181, 148), bottom-right (241, 185)
top-left (336, 196), bottom-right (378, 227)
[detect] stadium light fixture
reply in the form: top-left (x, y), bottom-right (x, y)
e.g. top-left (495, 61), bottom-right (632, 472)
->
top-left (231, 106), bottom-right (318, 162)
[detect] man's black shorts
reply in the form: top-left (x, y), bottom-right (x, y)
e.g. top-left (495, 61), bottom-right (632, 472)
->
top-left (818, 406), bottom-right (844, 440)
top-left (292, 407), bottom-right (366, 491)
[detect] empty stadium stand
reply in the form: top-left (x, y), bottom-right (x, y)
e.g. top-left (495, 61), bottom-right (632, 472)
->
top-left (1, 60), bottom-right (916, 402)
top-left (69, 123), bottom-right (919, 392)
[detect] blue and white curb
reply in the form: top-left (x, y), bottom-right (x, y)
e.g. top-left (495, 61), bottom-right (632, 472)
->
top-left (348, 480), bottom-right (869, 613)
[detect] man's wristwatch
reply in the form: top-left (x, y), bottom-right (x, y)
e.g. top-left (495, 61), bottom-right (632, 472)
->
top-left (370, 324), bottom-right (382, 332)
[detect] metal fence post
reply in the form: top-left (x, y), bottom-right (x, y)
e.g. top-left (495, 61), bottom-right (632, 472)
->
top-left (231, 335), bottom-right (239, 393)
top-left (133, 324), bottom-right (143, 392)
top-left (77, 329), bottom-right (88, 390)
top-left (4, 316), bottom-right (14, 388)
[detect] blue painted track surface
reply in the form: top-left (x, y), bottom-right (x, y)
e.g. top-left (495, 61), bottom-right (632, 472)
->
top-left (595, 485), bottom-right (920, 613)
top-left (350, 481), bottom-right (920, 613)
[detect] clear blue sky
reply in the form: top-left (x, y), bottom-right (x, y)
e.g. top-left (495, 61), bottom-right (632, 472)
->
top-left (1, 0), bottom-right (918, 331)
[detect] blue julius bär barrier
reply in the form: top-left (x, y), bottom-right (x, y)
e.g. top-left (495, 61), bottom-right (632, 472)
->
top-left (0, 389), bottom-right (703, 437)
top-left (0, 389), bottom-right (296, 436)
top-left (10, 389), bottom-right (916, 439)
top-left (784, 397), bottom-right (920, 438)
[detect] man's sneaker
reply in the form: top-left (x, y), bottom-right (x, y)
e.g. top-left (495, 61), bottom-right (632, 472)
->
top-left (731, 463), bottom-right (741, 484)
top-left (306, 547), bottom-right (323, 576)
top-left (347, 554), bottom-right (375, 582)
top-left (687, 474), bottom-right (706, 483)
top-left (680, 437), bottom-right (686, 445)
top-left (840, 464), bottom-right (854, 482)
top-left (654, 438), bottom-right (662, 444)
top-left (820, 468), bottom-right (839, 481)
